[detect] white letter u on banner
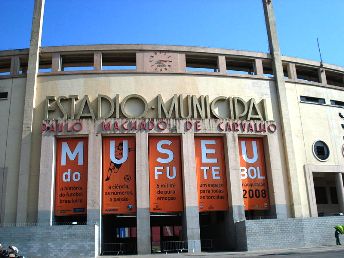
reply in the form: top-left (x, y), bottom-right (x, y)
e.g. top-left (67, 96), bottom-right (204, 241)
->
top-left (241, 141), bottom-right (258, 164)
top-left (110, 140), bottom-right (128, 164)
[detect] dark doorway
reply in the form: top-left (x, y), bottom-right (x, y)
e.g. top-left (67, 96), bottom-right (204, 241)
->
top-left (313, 173), bottom-right (341, 216)
top-left (101, 214), bottom-right (137, 255)
top-left (199, 211), bottom-right (230, 251)
top-left (150, 213), bottom-right (185, 253)
top-left (54, 215), bottom-right (87, 225)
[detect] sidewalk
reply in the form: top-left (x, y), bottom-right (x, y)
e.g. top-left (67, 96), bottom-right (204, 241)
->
top-left (101, 245), bottom-right (344, 258)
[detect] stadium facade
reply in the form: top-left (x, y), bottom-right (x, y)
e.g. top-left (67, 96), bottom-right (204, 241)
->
top-left (0, 0), bottom-right (344, 257)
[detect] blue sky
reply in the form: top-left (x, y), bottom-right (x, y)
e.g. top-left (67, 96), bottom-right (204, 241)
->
top-left (1, 0), bottom-right (344, 66)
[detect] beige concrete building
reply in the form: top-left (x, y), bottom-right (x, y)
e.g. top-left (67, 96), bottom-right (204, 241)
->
top-left (0, 0), bottom-right (344, 257)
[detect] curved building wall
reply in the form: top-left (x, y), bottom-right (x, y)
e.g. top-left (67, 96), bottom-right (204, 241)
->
top-left (1, 45), bottom-right (344, 256)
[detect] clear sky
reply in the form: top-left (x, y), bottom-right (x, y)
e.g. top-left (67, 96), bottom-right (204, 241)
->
top-left (1, 0), bottom-right (344, 66)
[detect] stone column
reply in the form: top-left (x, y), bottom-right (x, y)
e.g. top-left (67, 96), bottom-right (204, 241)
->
top-left (287, 63), bottom-right (297, 80)
top-left (94, 52), bottom-right (102, 71)
top-left (262, 0), bottom-right (305, 217)
top-left (218, 55), bottom-right (227, 74)
top-left (10, 56), bottom-right (20, 76)
top-left (17, 0), bottom-right (45, 223)
top-left (254, 59), bottom-right (264, 76)
top-left (181, 133), bottom-right (201, 253)
top-left (265, 134), bottom-right (289, 218)
top-left (52, 53), bottom-right (61, 72)
top-left (336, 173), bottom-right (344, 213)
top-left (225, 133), bottom-right (245, 222)
top-left (87, 132), bottom-right (101, 225)
top-left (37, 135), bottom-right (55, 225)
top-left (136, 132), bottom-right (151, 254)
top-left (224, 133), bottom-right (245, 250)
top-left (318, 67), bottom-right (327, 85)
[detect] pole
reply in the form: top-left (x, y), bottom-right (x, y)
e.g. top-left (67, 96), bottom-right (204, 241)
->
top-left (16, 0), bottom-right (46, 224)
top-left (262, 0), bottom-right (305, 217)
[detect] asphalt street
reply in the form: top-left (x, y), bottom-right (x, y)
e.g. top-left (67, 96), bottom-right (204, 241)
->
top-left (110, 246), bottom-right (344, 258)
top-left (218, 249), bottom-right (344, 257)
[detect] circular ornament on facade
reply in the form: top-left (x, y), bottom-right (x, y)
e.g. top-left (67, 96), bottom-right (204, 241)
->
top-left (312, 140), bottom-right (330, 161)
top-left (149, 51), bottom-right (173, 72)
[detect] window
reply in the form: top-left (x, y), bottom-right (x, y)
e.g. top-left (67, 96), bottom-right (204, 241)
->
top-left (326, 70), bottom-right (344, 87)
top-left (313, 141), bottom-right (330, 161)
top-left (102, 52), bottom-right (136, 70)
top-left (315, 187), bottom-right (328, 204)
top-left (296, 66), bottom-right (319, 83)
top-left (186, 54), bottom-right (218, 73)
top-left (0, 92), bottom-right (8, 100)
top-left (300, 96), bottom-right (325, 105)
top-left (61, 54), bottom-right (94, 71)
top-left (0, 58), bottom-right (11, 76)
top-left (116, 227), bottom-right (136, 238)
top-left (226, 58), bottom-right (254, 75)
top-left (262, 60), bottom-right (274, 78)
top-left (330, 100), bottom-right (344, 108)
top-left (39, 54), bottom-right (53, 73)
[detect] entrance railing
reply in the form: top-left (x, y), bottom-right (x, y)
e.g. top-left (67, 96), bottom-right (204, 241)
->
top-left (201, 239), bottom-right (213, 251)
top-left (101, 242), bottom-right (136, 255)
top-left (161, 241), bottom-right (188, 253)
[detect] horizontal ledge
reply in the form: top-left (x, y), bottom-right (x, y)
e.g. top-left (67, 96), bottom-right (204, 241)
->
top-left (39, 44), bottom-right (271, 59)
top-left (37, 70), bottom-right (274, 81)
top-left (0, 45), bottom-right (343, 72)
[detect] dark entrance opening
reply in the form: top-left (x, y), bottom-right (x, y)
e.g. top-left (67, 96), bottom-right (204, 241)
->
top-left (313, 173), bottom-right (342, 216)
top-left (150, 213), bottom-right (185, 253)
top-left (54, 215), bottom-right (87, 225)
top-left (199, 211), bottom-right (230, 251)
top-left (244, 210), bottom-right (273, 220)
top-left (101, 214), bottom-right (137, 255)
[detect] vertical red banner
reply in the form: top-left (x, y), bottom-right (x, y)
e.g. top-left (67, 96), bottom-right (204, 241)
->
top-left (195, 137), bottom-right (229, 212)
top-left (102, 137), bottom-right (136, 214)
top-left (239, 137), bottom-right (270, 210)
top-left (55, 138), bottom-right (88, 216)
top-left (149, 136), bottom-right (184, 213)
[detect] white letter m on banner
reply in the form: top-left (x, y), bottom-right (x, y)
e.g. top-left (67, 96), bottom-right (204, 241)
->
top-left (61, 141), bottom-right (84, 165)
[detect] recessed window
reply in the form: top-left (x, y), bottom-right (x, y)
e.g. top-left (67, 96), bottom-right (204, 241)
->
top-left (102, 52), bottom-right (136, 71)
top-left (313, 140), bottom-right (330, 161)
top-left (0, 92), bottom-right (8, 100)
top-left (226, 58), bottom-right (254, 75)
top-left (300, 96), bottom-right (325, 105)
top-left (296, 66), bottom-right (319, 83)
top-left (330, 100), bottom-right (344, 107)
top-left (326, 70), bottom-right (344, 87)
top-left (186, 54), bottom-right (218, 73)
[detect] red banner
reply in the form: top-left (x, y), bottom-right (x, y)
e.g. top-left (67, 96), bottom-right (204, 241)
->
top-left (55, 138), bottom-right (88, 216)
top-left (195, 137), bottom-right (229, 212)
top-left (149, 136), bottom-right (184, 213)
top-left (239, 137), bottom-right (270, 210)
top-left (102, 137), bottom-right (136, 214)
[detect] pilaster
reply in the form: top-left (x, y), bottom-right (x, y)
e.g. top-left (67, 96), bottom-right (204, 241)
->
top-left (135, 132), bottom-right (151, 254)
top-left (87, 132), bottom-right (101, 224)
top-left (37, 135), bottom-right (55, 225)
top-left (336, 173), bottom-right (344, 213)
top-left (254, 59), bottom-right (264, 76)
top-left (181, 133), bottom-right (201, 253)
